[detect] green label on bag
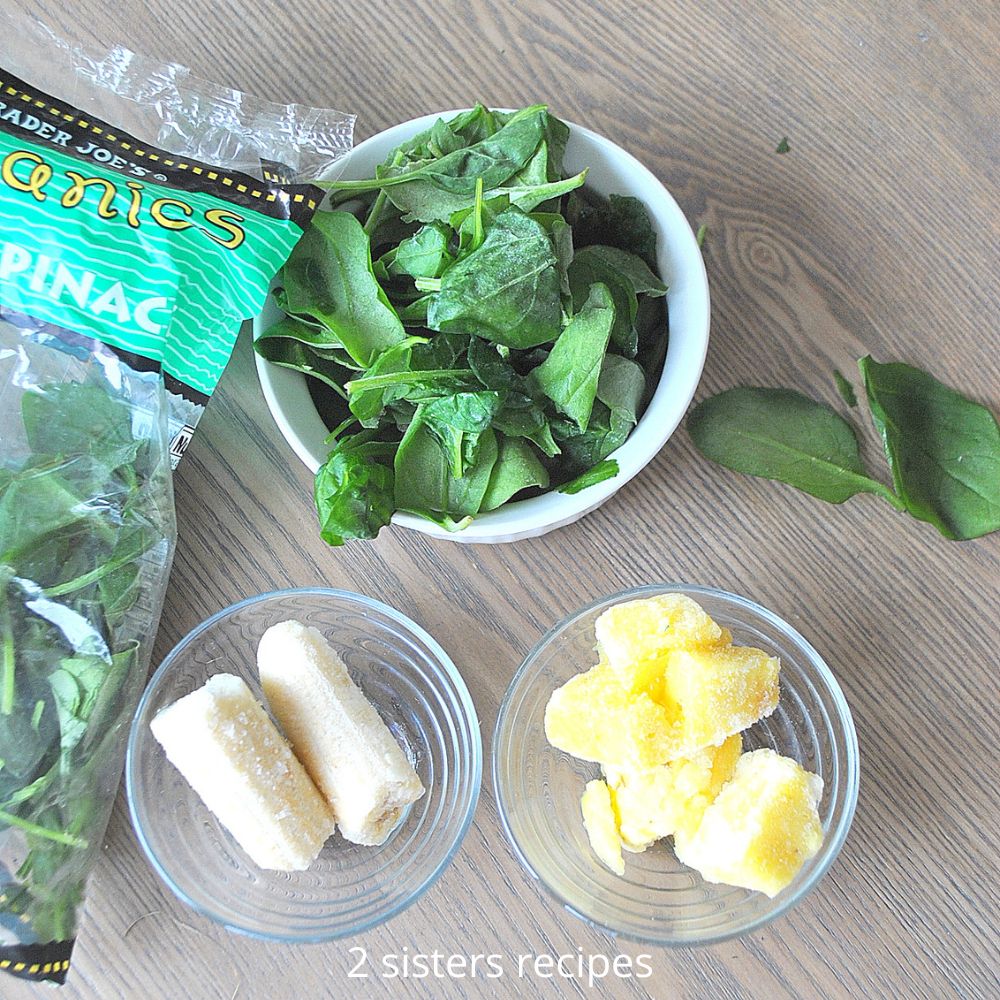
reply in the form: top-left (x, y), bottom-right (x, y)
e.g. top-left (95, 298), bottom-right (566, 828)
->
top-left (0, 130), bottom-right (308, 395)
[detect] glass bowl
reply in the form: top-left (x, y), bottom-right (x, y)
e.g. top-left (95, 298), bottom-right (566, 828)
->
top-left (126, 588), bottom-right (482, 942)
top-left (493, 583), bottom-right (859, 946)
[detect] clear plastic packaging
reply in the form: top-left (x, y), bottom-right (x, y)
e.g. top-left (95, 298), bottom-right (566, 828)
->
top-left (0, 14), bottom-right (353, 984)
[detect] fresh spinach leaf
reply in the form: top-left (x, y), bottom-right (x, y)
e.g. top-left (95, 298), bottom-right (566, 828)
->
top-left (577, 245), bottom-right (667, 297)
top-left (552, 400), bottom-right (633, 469)
top-left (331, 104), bottom-right (547, 198)
top-left (568, 191), bottom-right (658, 269)
top-left (481, 436), bottom-right (550, 511)
top-left (281, 210), bottom-right (406, 366)
top-left (531, 282), bottom-right (616, 430)
top-left (687, 387), bottom-right (903, 506)
top-left (314, 435), bottom-right (396, 545)
top-left (429, 209), bottom-right (562, 348)
top-left (568, 248), bottom-right (638, 355)
top-left (422, 391), bottom-right (503, 477)
top-left (859, 357), bottom-right (1000, 539)
top-left (253, 331), bottom-right (351, 396)
top-left (597, 354), bottom-right (645, 426)
top-left (381, 223), bottom-right (454, 279)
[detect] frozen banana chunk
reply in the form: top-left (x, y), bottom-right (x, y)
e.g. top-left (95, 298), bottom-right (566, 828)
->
top-left (150, 673), bottom-right (336, 871)
top-left (257, 620), bottom-right (425, 846)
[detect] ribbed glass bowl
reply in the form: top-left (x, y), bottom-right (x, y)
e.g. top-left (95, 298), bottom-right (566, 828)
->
top-left (493, 584), bottom-right (859, 946)
top-left (126, 589), bottom-right (481, 942)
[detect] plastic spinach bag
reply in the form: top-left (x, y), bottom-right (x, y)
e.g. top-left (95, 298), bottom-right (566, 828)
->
top-left (0, 16), bottom-right (353, 984)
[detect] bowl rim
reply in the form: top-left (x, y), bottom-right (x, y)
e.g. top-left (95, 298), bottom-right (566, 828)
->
top-left (492, 582), bottom-right (861, 947)
top-left (125, 586), bottom-right (483, 943)
top-left (253, 108), bottom-right (710, 543)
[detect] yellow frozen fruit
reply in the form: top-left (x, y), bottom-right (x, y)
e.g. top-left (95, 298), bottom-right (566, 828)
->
top-left (581, 779), bottom-right (625, 875)
top-left (674, 748), bottom-right (824, 897)
top-left (595, 594), bottom-right (730, 695)
top-left (544, 661), bottom-right (674, 769)
top-left (605, 734), bottom-right (742, 851)
top-left (662, 645), bottom-right (779, 757)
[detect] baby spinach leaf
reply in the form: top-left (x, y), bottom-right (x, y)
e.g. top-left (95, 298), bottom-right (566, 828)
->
top-left (22, 384), bottom-right (136, 474)
top-left (493, 395), bottom-right (560, 457)
top-left (568, 248), bottom-right (638, 355)
top-left (314, 435), bottom-right (396, 545)
top-left (429, 209), bottom-right (562, 348)
top-left (687, 387), bottom-right (903, 506)
top-left (498, 170), bottom-right (588, 213)
top-left (568, 191), bottom-right (658, 269)
top-left (381, 223), bottom-right (454, 279)
top-left (859, 357), bottom-right (1000, 540)
top-left (559, 459), bottom-right (620, 494)
top-left (346, 336), bottom-right (431, 426)
top-left (446, 427), bottom-right (499, 516)
top-left (578, 245), bottom-right (667, 297)
top-left (531, 283), bottom-right (615, 430)
top-left (281, 210), bottom-right (406, 366)
top-left (481, 436), bottom-right (550, 511)
top-left (394, 416), bottom-right (498, 517)
top-left (332, 104), bottom-right (547, 197)
top-left (253, 332), bottom-right (351, 396)
top-left (552, 400), bottom-right (632, 469)
top-left (422, 391), bottom-right (503, 477)
top-left (597, 354), bottom-right (646, 427)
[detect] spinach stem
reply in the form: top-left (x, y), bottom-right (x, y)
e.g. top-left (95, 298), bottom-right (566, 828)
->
top-left (363, 189), bottom-right (389, 236)
top-left (413, 277), bottom-right (441, 293)
top-left (473, 177), bottom-right (485, 250)
top-left (0, 809), bottom-right (88, 848)
top-left (363, 150), bottom-right (405, 235)
top-left (0, 588), bottom-right (14, 715)
top-left (346, 369), bottom-right (468, 394)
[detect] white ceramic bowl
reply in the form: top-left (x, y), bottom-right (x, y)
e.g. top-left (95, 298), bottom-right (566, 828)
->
top-left (254, 110), bottom-right (710, 543)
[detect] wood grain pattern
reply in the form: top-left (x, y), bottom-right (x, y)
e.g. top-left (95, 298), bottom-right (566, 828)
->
top-left (4, 1), bottom-right (999, 997)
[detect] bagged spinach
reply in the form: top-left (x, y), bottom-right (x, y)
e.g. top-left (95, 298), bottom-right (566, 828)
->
top-left (0, 16), bottom-right (353, 984)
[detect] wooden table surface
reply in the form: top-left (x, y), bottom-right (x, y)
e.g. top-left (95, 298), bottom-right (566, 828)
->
top-left (7, 1), bottom-right (999, 997)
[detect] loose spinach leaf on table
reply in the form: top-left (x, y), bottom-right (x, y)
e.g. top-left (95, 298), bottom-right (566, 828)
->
top-left (688, 363), bottom-right (1000, 542)
top-left (687, 386), bottom-right (902, 505)
top-left (859, 356), bottom-right (1000, 540)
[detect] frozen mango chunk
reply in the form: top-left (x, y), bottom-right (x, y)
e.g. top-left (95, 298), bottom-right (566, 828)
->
top-left (595, 594), bottom-right (730, 695)
top-left (581, 779), bottom-right (625, 875)
top-left (674, 748), bottom-right (824, 897)
top-left (662, 645), bottom-right (779, 757)
top-left (544, 662), bottom-right (675, 769)
top-left (605, 734), bottom-right (742, 851)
